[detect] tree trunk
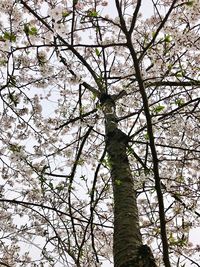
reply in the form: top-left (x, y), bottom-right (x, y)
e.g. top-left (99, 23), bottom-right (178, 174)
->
top-left (101, 94), bottom-right (157, 267)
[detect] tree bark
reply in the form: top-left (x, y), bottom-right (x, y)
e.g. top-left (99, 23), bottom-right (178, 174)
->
top-left (102, 94), bottom-right (157, 267)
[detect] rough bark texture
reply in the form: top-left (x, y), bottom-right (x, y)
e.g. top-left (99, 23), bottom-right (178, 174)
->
top-left (102, 94), bottom-right (157, 267)
top-left (106, 128), bottom-right (142, 267)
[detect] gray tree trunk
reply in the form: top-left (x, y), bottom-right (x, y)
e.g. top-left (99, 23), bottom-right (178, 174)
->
top-left (101, 94), bottom-right (157, 267)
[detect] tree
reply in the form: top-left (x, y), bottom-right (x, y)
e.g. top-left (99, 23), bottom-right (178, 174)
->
top-left (0, 0), bottom-right (199, 266)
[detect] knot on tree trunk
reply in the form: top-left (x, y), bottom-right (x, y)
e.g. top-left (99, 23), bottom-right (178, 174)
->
top-left (107, 128), bottom-right (130, 146)
top-left (136, 245), bottom-right (157, 267)
top-left (120, 244), bottom-right (157, 267)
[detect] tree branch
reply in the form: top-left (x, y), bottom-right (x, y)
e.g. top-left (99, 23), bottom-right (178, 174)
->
top-left (129, 0), bottom-right (142, 34)
top-left (145, 80), bottom-right (200, 87)
top-left (125, 33), bottom-right (171, 267)
top-left (55, 108), bottom-right (98, 130)
top-left (139, 0), bottom-right (178, 60)
top-left (20, 0), bottom-right (103, 91)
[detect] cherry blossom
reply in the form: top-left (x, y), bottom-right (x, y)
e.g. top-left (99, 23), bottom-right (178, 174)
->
top-left (0, 1), bottom-right (199, 266)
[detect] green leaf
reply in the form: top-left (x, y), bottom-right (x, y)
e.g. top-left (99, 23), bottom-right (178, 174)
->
top-left (87, 10), bottom-right (98, 17)
top-left (95, 48), bottom-right (101, 57)
top-left (76, 159), bottom-right (84, 165)
top-left (56, 185), bottom-right (64, 192)
top-left (127, 146), bottom-right (134, 156)
top-left (169, 232), bottom-right (175, 243)
top-left (115, 179), bottom-right (122, 186)
top-left (169, 232), bottom-right (187, 247)
top-left (62, 11), bottom-right (69, 17)
top-left (9, 144), bottom-right (22, 152)
top-left (167, 64), bottom-right (173, 70)
top-left (153, 104), bottom-right (165, 113)
top-left (39, 175), bottom-right (47, 184)
top-left (101, 156), bottom-right (112, 168)
top-left (0, 60), bottom-right (7, 66)
top-left (92, 92), bottom-right (98, 101)
top-left (185, 1), bottom-right (194, 6)
top-left (177, 175), bottom-right (184, 182)
top-left (144, 133), bottom-right (149, 140)
top-left (24, 24), bottom-right (37, 36)
top-left (4, 32), bottom-right (16, 42)
top-left (175, 99), bottom-right (185, 107)
top-left (164, 34), bottom-right (172, 43)
top-left (175, 71), bottom-right (184, 78)
top-left (49, 182), bottom-right (54, 189)
top-left (24, 24), bottom-right (29, 35)
top-left (29, 27), bottom-right (37, 35)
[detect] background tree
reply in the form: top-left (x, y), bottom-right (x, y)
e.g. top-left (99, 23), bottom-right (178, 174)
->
top-left (0, 0), bottom-right (199, 266)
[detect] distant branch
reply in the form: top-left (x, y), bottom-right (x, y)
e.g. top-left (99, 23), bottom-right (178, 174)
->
top-left (55, 108), bottom-right (98, 130)
top-left (125, 28), bottom-right (171, 267)
top-left (82, 82), bottom-right (101, 97)
top-left (129, 0), bottom-right (142, 34)
top-left (146, 80), bottom-right (200, 87)
top-left (140, 0), bottom-right (178, 60)
top-left (158, 97), bottom-right (200, 121)
top-left (0, 262), bottom-right (11, 267)
top-left (20, 0), bottom-right (103, 91)
top-left (0, 198), bottom-right (112, 228)
top-left (134, 140), bottom-right (200, 154)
